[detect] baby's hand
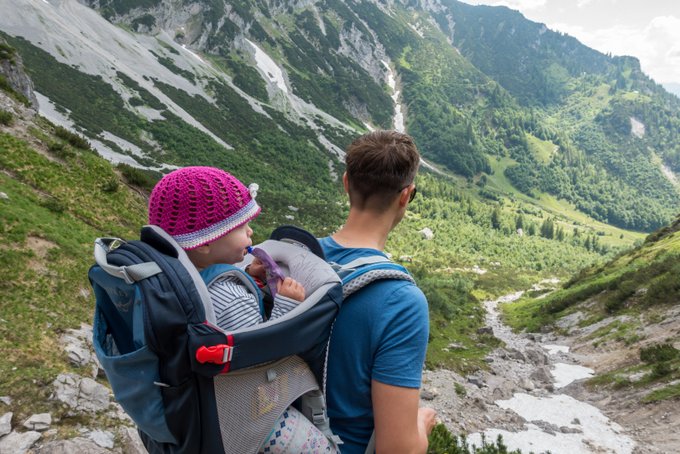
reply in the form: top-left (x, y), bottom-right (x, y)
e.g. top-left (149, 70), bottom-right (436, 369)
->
top-left (277, 277), bottom-right (305, 302)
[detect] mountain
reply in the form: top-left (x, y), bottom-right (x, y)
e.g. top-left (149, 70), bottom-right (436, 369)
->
top-left (1, 0), bottom-right (678, 233)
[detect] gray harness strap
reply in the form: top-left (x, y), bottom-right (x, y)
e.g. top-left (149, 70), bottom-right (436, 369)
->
top-left (94, 238), bottom-right (162, 284)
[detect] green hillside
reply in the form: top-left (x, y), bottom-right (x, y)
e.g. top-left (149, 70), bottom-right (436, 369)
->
top-left (502, 216), bottom-right (680, 402)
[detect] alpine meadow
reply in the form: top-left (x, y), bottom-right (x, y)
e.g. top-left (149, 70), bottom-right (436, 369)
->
top-left (1, 0), bottom-right (679, 452)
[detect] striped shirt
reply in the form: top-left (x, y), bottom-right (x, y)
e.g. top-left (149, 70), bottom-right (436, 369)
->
top-left (208, 276), bottom-right (299, 331)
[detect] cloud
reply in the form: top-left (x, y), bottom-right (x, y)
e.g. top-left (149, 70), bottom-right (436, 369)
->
top-left (548, 15), bottom-right (680, 84)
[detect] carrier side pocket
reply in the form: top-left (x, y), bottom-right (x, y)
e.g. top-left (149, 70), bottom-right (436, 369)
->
top-left (93, 307), bottom-right (177, 444)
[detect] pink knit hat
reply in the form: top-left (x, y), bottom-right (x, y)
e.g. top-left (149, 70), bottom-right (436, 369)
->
top-left (148, 166), bottom-right (261, 250)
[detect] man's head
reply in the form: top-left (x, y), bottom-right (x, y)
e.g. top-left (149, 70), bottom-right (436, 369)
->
top-left (344, 130), bottom-right (420, 212)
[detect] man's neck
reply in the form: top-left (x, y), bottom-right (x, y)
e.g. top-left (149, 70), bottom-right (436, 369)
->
top-left (331, 209), bottom-right (395, 251)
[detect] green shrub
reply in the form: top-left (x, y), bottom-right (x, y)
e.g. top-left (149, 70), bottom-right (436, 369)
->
top-left (0, 110), bottom-right (13, 126)
top-left (48, 141), bottom-right (75, 159)
top-left (54, 126), bottom-right (91, 150)
top-left (640, 343), bottom-right (679, 364)
top-left (101, 177), bottom-right (119, 193)
top-left (427, 425), bottom-right (522, 454)
top-left (39, 196), bottom-right (65, 213)
top-left (117, 163), bottom-right (160, 191)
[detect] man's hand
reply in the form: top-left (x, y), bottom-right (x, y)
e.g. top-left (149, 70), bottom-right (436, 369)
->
top-left (277, 277), bottom-right (305, 302)
top-left (417, 407), bottom-right (437, 436)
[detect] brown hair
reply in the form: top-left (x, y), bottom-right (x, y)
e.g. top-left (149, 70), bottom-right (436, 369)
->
top-left (345, 130), bottom-right (420, 211)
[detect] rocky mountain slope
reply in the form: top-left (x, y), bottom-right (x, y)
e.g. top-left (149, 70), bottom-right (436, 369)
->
top-left (0, 0), bottom-right (678, 231)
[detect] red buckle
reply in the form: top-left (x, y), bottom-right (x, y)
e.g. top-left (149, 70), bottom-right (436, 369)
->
top-left (196, 344), bottom-right (232, 364)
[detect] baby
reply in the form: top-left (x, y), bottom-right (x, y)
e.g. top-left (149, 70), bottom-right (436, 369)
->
top-left (148, 166), bottom-right (334, 453)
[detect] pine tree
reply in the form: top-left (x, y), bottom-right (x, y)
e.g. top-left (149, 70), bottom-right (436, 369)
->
top-left (491, 206), bottom-right (502, 230)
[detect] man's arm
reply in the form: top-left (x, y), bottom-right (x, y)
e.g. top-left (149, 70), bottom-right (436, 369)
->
top-left (372, 380), bottom-right (436, 454)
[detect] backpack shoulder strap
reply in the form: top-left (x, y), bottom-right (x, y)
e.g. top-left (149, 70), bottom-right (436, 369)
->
top-left (332, 256), bottom-right (415, 299)
top-left (200, 264), bottom-right (265, 317)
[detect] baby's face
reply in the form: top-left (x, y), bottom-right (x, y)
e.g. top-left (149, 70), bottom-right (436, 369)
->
top-left (248, 257), bottom-right (266, 280)
top-left (206, 223), bottom-right (253, 265)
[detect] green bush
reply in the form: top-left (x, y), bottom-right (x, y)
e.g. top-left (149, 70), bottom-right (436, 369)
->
top-left (428, 425), bottom-right (522, 454)
top-left (117, 163), bottom-right (160, 191)
top-left (54, 126), bottom-right (91, 150)
top-left (640, 344), bottom-right (679, 364)
top-left (100, 177), bottom-right (119, 193)
top-left (0, 110), bottom-right (13, 126)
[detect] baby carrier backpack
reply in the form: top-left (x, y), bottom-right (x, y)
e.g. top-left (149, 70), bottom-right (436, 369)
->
top-left (88, 224), bottom-right (414, 454)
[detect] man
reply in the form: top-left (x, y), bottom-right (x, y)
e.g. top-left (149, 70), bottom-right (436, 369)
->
top-left (319, 130), bottom-right (436, 454)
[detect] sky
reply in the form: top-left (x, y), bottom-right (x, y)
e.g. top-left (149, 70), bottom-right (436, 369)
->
top-left (458, 0), bottom-right (680, 90)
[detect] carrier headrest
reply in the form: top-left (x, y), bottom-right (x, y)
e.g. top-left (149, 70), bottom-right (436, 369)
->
top-left (238, 240), bottom-right (339, 296)
top-left (270, 225), bottom-right (325, 260)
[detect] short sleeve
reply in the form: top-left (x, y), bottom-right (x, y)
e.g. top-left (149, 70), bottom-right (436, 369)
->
top-left (371, 284), bottom-right (429, 388)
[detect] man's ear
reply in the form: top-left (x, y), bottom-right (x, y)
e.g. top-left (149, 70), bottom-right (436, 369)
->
top-left (342, 172), bottom-right (349, 193)
top-left (397, 186), bottom-right (410, 207)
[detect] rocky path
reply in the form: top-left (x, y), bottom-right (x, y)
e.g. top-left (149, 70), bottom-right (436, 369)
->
top-left (420, 285), bottom-right (640, 454)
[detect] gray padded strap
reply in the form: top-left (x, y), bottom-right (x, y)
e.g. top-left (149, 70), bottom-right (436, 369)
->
top-left (343, 269), bottom-right (415, 298)
top-left (336, 255), bottom-right (391, 271)
top-left (94, 238), bottom-right (162, 284)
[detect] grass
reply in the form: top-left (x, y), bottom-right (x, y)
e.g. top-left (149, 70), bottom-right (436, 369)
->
top-left (643, 383), bottom-right (680, 403)
top-left (0, 131), bottom-right (146, 423)
top-left (526, 133), bottom-right (555, 164)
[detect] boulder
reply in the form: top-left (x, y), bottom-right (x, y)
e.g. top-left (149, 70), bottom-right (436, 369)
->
top-left (418, 227), bottom-right (434, 240)
top-left (0, 430), bottom-right (41, 454)
top-left (525, 347), bottom-right (549, 366)
top-left (118, 427), bottom-right (146, 454)
top-left (0, 412), bottom-right (11, 437)
top-left (52, 374), bottom-right (110, 413)
top-left (31, 437), bottom-right (109, 454)
top-left (87, 430), bottom-right (114, 449)
top-left (530, 366), bottom-right (553, 384)
top-left (22, 413), bottom-right (51, 431)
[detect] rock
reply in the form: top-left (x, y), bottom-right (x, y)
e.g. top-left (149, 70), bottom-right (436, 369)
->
top-left (88, 430), bottom-right (114, 449)
top-left (560, 426), bottom-right (583, 434)
top-left (420, 388), bottom-right (438, 401)
top-left (0, 413), bottom-right (11, 437)
top-left (520, 378), bottom-right (535, 391)
top-left (0, 397), bottom-right (11, 406)
top-left (491, 387), bottom-right (512, 401)
top-left (418, 227), bottom-right (434, 240)
top-left (52, 374), bottom-right (110, 413)
top-left (22, 413), bottom-right (51, 431)
top-left (530, 366), bottom-right (553, 384)
top-left (476, 326), bottom-right (494, 336)
top-left (525, 347), bottom-right (549, 366)
top-left (572, 418), bottom-right (581, 425)
top-left (31, 437), bottom-right (109, 453)
top-left (505, 348), bottom-right (526, 362)
top-left (119, 427), bottom-right (146, 454)
top-left (467, 375), bottom-right (485, 388)
top-left (0, 192), bottom-right (8, 200)
top-left (0, 430), bottom-right (41, 453)
top-left (64, 345), bottom-right (92, 368)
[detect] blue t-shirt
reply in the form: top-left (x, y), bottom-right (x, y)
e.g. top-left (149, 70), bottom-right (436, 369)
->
top-left (319, 237), bottom-right (429, 454)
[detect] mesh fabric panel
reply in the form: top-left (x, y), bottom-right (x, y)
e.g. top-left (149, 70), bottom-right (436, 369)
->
top-left (343, 269), bottom-right (414, 297)
top-left (214, 355), bottom-right (319, 454)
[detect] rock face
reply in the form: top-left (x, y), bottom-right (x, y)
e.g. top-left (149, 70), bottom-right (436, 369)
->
top-left (0, 38), bottom-right (38, 108)
top-left (52, 374), bottom-right (111, 413)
